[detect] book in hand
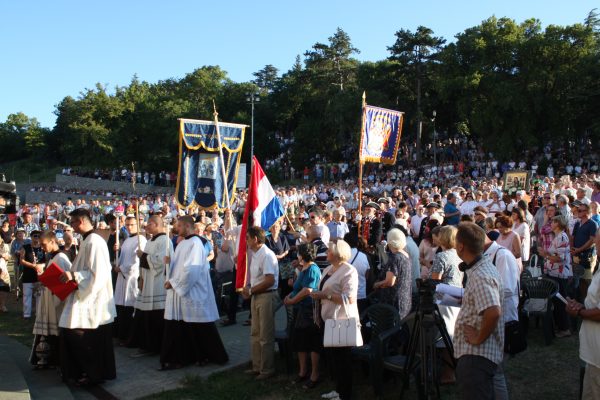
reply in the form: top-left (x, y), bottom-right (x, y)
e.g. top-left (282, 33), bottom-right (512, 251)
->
top-left (38, 262), bottom-right (78, 301)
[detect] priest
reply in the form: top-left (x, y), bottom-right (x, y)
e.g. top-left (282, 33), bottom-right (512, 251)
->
top-left (59, 208), bottom-right (116, 386)
top-left (160, 215), bottom-right (228, 370)
top-left (129, 215), bottom-right (171, 356)
top-left (114, 216), bottom-right (146, 345)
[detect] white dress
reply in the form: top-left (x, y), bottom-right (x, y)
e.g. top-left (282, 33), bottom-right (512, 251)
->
top-left (135, 233), bottom-right (172, 311)
top-left (165, 236), bottom-right (219, 323)
top-left (115, 234), bottom-right (147, 307)
top-left (59, 233), bottom-right (116, 329)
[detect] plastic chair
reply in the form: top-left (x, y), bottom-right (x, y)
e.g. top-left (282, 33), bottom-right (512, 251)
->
top-left (274, 303), bottom-right (295, 374)
top-left (522, 277), bottom-right (558, 345)
top-left (351, 304), bottom-right (401, 397)
top-left (371, 313), bottom-right (419, 399)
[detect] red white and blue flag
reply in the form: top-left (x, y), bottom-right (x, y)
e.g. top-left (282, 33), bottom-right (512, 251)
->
top-left (235, 156), bottom-right (285, 289)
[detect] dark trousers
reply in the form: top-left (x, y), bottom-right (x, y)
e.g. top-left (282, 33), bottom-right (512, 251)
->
top-left (326, 347), bottom-right (353, 400)
top-left (546, 276), bottom-right (570, 331)
top-left (227, 269), bottom-right (239, 322)
top-left (456, 355), bottom-right (497, 400)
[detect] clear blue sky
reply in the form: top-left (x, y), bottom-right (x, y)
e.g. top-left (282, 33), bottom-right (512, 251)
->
top-left (0, 0), bottom-right (597, 128)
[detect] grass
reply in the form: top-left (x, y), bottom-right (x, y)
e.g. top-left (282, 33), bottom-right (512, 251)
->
top-left (141, 328), bottom-right (579, 400)
top-left (0, 158), bottom-right (62, 183)
top-left (0, 256), bottom-right (580, 400)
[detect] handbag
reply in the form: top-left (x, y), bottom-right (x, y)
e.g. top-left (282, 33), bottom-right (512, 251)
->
top-left (323, 295), bottom-right (363, 348)
top-left (504, 320), bottom-right (527, 355)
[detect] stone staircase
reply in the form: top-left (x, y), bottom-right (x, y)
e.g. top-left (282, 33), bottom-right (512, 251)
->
top-left (18, 175), bottom-right (173, 204)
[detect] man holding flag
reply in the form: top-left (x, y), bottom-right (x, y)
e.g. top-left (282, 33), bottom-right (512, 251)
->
top-left (237, 156), bottom-right (285, 380)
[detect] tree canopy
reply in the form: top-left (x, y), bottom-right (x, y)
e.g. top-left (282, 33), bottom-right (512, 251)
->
top-left (3, 13), bottom-right (599, 173)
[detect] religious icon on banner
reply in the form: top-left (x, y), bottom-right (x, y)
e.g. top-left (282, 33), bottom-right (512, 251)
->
top-left (360, 105), bottom-right (404, 165)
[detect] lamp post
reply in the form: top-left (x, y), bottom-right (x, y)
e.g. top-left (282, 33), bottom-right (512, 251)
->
top-left (432, 110), bottom-right (437, 168)
top-left (246, 92), bottom-right (260, 162)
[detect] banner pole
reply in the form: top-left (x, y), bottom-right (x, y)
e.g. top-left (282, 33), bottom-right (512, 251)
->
top-left (131, 162), bottom-right (142, 250)
top-left (357, 92), bottom-right (366, 238)
top-left (213, 100), bottom-right (231, 210)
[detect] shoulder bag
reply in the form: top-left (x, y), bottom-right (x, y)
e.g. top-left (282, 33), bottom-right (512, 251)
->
top-left (323, 294), bottom-right (363, 348)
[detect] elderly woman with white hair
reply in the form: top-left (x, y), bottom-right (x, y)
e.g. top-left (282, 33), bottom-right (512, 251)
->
top-left (373, 228), bottom-right (412, 320)
top-left (310, 239), bottom-right (360, 400)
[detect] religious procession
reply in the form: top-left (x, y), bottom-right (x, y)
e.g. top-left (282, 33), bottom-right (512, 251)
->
top-left (1, 95), bottom-right (599, 400)
top-left (2, 3), bottom-right (600, 400)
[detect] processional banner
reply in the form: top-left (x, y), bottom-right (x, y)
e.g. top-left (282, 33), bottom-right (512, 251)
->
top-left (175, 119), bottom-right (246, 210)
top-left (359, 105), bottom-right (404, 165)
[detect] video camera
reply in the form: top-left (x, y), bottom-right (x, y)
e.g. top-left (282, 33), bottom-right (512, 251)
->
top-left (0, 178), bottom-right (18, 215)
top-left (416, 278), bottom-right (442, 312)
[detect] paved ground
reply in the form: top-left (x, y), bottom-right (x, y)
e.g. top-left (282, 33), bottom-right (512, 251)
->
top-left (1, 308), bottom-right (286, 400)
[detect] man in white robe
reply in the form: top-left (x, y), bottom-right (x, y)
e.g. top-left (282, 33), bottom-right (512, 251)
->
top-left (59, 208), bottom-right (116, 385)
top-left (129, 215), bottom-right (172, 356)
top-left (114, 216), bottom-right (146, 344)
top-left (159, 215), bottom-right (228, 370)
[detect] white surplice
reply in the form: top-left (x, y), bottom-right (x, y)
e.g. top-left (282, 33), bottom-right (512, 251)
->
top-left (135, 233), bottom-right (172, 311)
top-left (33, 252), bottom-right (72, 336)
top-left (59, 233), bottom-right (116, 329)
top-left (115, 234), bottom-right (147, 307)
top-left (164, 235), bottom-right (219, 323)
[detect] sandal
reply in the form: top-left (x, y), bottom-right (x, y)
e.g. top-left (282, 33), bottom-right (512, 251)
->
top-left (292, 374), bottom-right (309, 384)
top-left (303, 379), bottom-right (320, 389)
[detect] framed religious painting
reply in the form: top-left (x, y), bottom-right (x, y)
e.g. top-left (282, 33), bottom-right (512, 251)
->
top-left (502, 170), bottom-right (532, 193)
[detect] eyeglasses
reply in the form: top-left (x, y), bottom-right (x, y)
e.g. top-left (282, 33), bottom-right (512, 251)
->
top-left (310, 216), bottom-right (317, 219)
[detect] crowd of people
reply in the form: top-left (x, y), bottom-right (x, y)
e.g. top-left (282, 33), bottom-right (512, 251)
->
top-left (61, 167), bottom-right (178, 187)
top-left (1, 163), bottom-right (600, 399)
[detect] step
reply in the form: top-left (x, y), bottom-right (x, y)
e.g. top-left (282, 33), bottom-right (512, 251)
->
top-left (0, 335), bottom-right (74, 400)
top-left (0, 339), bottom-right (30, 400)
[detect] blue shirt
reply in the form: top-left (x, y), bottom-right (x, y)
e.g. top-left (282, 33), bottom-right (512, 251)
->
top-left (290, 263), bottom-right (321, 307)
top-left (444, 202), bottom-right (460, 225)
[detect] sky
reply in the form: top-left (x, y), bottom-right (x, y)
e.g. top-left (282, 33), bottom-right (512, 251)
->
top-left (0, 0), bottom-right (597, 128)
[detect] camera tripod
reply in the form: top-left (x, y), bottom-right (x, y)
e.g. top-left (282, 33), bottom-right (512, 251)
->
top-left (403, 300), bottom-right (456, 400)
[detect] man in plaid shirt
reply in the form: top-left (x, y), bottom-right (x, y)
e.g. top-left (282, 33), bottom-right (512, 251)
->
top-left (454, 223), bottom-right (504, 400)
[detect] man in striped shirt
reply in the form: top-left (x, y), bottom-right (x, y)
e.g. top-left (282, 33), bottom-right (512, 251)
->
top-left (454, 222), bottom-right (503, 400)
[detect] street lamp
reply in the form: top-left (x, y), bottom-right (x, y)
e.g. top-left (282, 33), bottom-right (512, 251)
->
top-left (432, 110), bottom-right (437, 168)
top-left (246, 92), bottom-right (260, 162)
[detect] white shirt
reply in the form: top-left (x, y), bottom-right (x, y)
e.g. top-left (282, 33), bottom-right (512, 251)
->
top-left (580, 272), bottom-right (600, 368)
top-left (249, 244), bottom-right (279, 290)
top-left (349, 248), bottom-right (370, 300)
top-left (485, 242), bottom-right (519, 323)
top-left (410, 214), bottom-right (425, 238)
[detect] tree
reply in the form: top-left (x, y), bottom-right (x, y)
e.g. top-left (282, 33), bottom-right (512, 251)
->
top-left (252, 64), bottom-right (279, 93)
top-left (388, 26), bottom-right (445, 161)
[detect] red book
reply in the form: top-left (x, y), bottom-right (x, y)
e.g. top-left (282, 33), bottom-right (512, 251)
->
top-left (38, 262), bottom-right (78, 301)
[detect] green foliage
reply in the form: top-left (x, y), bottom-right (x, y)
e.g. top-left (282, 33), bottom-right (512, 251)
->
top-left (4, 14), bottom-right (599, 171)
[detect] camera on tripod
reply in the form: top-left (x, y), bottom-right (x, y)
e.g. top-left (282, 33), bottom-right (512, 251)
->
top-left (416, 278), bottom-right (442, 312)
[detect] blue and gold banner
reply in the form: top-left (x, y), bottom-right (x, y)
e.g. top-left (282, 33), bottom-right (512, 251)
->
top-left (175, 119), bottom-right (246, 210)
top-left (359, 105), bottom-right (404, 165)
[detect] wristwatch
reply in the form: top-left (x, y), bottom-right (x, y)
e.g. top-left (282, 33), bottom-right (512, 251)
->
top-left (327, 294), bottom-right (332, 301)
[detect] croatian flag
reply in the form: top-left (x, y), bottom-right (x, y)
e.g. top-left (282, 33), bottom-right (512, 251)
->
top-left (235, 156), bottom-right (285, 289)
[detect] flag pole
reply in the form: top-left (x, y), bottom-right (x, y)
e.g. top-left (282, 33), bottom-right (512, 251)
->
top-left (357, 91), bottom-right (366, 237)
top-left (213, 100), bottom-right (231, 210)
top-left (131, 162), bottom-right (142, 250)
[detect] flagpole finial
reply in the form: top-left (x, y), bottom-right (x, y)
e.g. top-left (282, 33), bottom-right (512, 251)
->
top-left (362, 91), bottom-right (366, 108)
top-left (212, 99), bottom-right (218, 116)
